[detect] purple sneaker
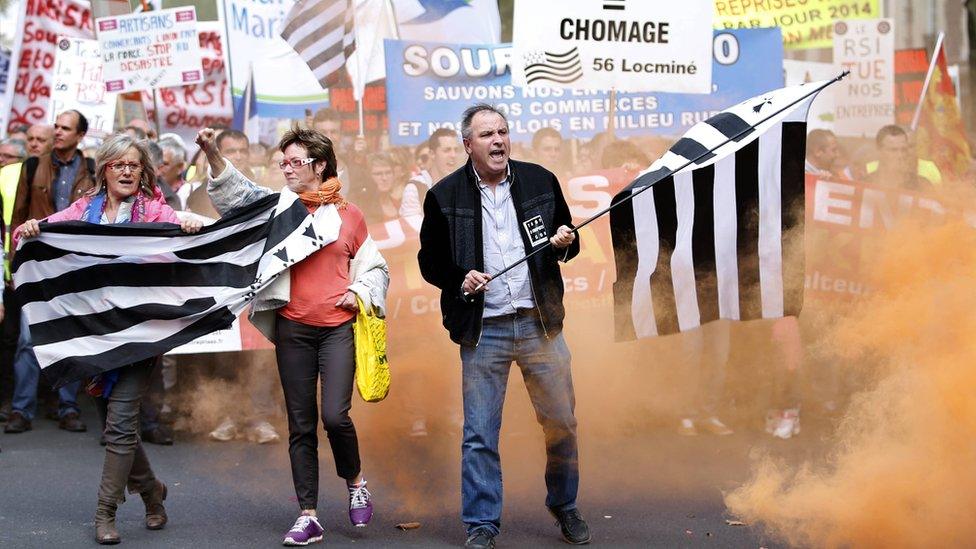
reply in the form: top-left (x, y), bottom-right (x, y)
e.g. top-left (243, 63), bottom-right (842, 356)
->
top-left (282, 514), bottom-right (324, 546)
top-left (348, 480), bottom-right (373, 527)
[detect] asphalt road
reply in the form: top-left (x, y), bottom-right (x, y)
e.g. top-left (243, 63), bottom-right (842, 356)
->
top-left (0, 393), bottom-right (819, 548)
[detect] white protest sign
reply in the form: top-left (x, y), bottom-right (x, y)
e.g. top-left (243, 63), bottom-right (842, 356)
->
top-left (48, 37), bottom-right (118, 137)
top-left (832, 19), bottom-right (894, 137)
top-left (96, 7), bottom-right (204, 93)
top-left (511, 0), bottom-right (713, 93)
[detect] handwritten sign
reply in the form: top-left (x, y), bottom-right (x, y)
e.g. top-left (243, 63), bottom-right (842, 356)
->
top-left (2, 0), bottom-right (94, 133)
top-left (143, 23), bottom-right (232, 146)
top-left (96, 7), bottom-right (203, 93)
top-left (832, 18), bottom-right (895, 137)
top-left (48, 37), bottom-right (117, 137)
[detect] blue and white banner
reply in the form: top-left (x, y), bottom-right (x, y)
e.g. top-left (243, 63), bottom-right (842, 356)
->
top-left (384, 28), bottom-right (784, 146)
top-left (393, 0), bottom-right (500, 44)
top-left (219, 0), bottom-right (329, 119)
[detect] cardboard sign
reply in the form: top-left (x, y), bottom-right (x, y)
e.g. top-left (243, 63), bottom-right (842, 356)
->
top-left (48, 37), bottom-right (118, 137)
top-left (142, 23), bottom-right (233, 146)
top-left (97, 7), bottom-right (203, 93)
top-left (715, 0), bottom-right (881, 50)
top-left (512, 0), bottom-right (713, 93)
top-left (385, 29), bottom-right (783, 145)
top-left (832, 18), bottom-right (894, 137)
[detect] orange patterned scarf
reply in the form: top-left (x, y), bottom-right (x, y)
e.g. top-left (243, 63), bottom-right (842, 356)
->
top-left (297, 176), bottom-right (347, 210)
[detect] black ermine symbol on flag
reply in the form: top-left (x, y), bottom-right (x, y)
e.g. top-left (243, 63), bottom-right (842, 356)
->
top-left (752, 97), bottom-right (773, 113)
top-left (602, 0), bottom-right (625, 11)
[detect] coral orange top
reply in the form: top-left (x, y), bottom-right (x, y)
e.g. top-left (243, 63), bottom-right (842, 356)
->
top-left (279, 203), bottom-right (367, 327)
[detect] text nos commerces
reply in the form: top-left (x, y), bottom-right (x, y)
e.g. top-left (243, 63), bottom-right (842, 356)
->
top-left (560, 18), bottom-right (670, 43)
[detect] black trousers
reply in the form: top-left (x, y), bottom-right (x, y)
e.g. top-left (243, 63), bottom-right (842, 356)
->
top-left (275, 315), bottom-right (360, 510)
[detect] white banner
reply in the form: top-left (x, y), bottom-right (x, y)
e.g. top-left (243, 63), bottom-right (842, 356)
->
top-left (97, 7), bottom-right (204, 94)
top-left (219, 0), bottom-right (328, 117)
top-left (832, 19), bottom-right (895, 137)
top-left (393, 0), bottom-right (500, 44)
top-left (48, 37), bottom-right (118, 137)
top-left (511, 0), bottom-right (713, 93)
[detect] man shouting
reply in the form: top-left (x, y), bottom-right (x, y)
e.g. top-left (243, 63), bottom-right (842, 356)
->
top-left (418, 104), bottom-right (590, 548)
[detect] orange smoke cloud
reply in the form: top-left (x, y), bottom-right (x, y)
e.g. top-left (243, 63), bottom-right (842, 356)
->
top-left (725, 215), bottom-right (976, 548)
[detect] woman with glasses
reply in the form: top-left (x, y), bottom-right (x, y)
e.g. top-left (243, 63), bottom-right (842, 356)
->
top-left (16, 133), bottom-right (203, 545)
top-left (196, 126), bottom-right (388, 546)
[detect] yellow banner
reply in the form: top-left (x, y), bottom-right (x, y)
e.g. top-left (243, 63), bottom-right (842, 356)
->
top-left (714, 0), bottom-right (881, 49)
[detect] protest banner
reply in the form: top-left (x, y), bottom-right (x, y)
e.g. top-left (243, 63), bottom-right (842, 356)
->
top-left (96, 6), bottom-right (204, 94)
top-left (218, 0), bottom-right (329, 119)
top-left (1, 0), bottom-right (94, 133)
top-left (832, 19), bottom-right (895, 138)
top-left (142, 22), bottom-right (233, 146)
top-left (392, 0), bottom-right (501, 44)
top-left (0, 47), bottom-right (11, 133)
top-left (714, 0), bottom-right (881, 50)
top-left (783, 59), bottom-right (835, 131)
top-left (894, 48), bottom-right (928, 126)
top-left (803, 175), bottom-right (973, 303)
top-left (511, 0), bottom-right (713, 93)
top-left (385, 28), bottom-right (783, 146)
top-left (48, 37), bottom-right (118, 137)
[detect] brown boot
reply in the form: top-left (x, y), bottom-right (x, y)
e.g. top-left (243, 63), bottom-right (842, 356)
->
top-left (94, 499), bottom-right (121, 545)
top-left (141, 480), bottom-right (168, 530)
top-left (95, 451), bottom-right (136, 544)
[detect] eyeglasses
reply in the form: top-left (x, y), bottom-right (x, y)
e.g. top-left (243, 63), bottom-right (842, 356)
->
top-left (107, 162), bottom-right (143, 173)
top-left (278, 157), bottom-right (316, 170)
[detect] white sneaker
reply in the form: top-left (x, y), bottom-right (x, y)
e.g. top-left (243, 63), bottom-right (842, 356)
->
top-left (772, 408), bottom-right (801, 439)
top-left (247, 421), bottom-right (280, 444)
top-left (209, 417), bottom-right (238, 442)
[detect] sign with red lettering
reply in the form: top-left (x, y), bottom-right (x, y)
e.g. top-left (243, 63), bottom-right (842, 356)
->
top-left (804, 175), bottom-right (969, 302)
top-left (1, 0), bottom-right (94, 133)
top-left (832, 18), bottom-right (895, 137)
top-left (48, 36), bottom-right (118, 137)
top-left (142, 23), bottom-right (232, 146)
top-left (97, 6), bottom-right (203, 93)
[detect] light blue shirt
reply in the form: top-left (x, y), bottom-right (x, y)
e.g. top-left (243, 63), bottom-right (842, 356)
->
top-left (475, 164), bottom-right (535, 318)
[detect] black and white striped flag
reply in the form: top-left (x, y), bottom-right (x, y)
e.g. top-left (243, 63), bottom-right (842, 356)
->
top-left (281, 0), bottom-right (357, 88)
top-left (611, 79), bottom-right (835, 340)
top-left (12, 191), bottom-right (341, 386)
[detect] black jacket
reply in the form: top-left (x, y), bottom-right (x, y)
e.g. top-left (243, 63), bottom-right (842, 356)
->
top-left (418, 159), bottom-right (579, 347)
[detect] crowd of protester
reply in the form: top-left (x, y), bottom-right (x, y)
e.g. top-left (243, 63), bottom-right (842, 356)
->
top-left (0, 109), bottom-right (970, 451)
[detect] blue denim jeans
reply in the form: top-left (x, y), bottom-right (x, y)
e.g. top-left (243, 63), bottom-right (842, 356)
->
top-left (11, 312), bottom-right (80, 420)
top-left (460, 312), bottom-right (579, 536)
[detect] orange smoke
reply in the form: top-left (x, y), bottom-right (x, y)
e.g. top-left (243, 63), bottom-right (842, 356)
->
top-left (725, 215), bottom-right (976, 548)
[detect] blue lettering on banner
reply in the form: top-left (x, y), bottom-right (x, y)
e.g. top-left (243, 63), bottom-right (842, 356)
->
top-left (385, 28), bottom-right (784, 145)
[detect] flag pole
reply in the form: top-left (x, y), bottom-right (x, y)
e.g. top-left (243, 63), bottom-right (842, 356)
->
top-left (467, 72), bottom-right (850, 296)
top-left (910, 32), bottom-right (944, 131)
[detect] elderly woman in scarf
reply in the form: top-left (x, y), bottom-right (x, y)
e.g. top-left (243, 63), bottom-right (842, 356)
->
top-left (196, 126), bottom-right (388, 546)
top-left (16, 133), bottom-right (203, 545)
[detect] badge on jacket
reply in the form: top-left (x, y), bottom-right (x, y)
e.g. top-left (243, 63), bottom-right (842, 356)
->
top-left (522, 215), bottom-right (548, 248)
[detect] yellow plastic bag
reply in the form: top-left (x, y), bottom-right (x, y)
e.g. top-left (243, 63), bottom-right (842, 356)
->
top-left (353, 297), bottom-right (390, 402)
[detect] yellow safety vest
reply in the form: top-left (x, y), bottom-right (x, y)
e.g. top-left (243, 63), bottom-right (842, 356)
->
top-left (865, 159), bottom-right (943, 184)
top-left (0, 161), bottom-right (22, 280)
